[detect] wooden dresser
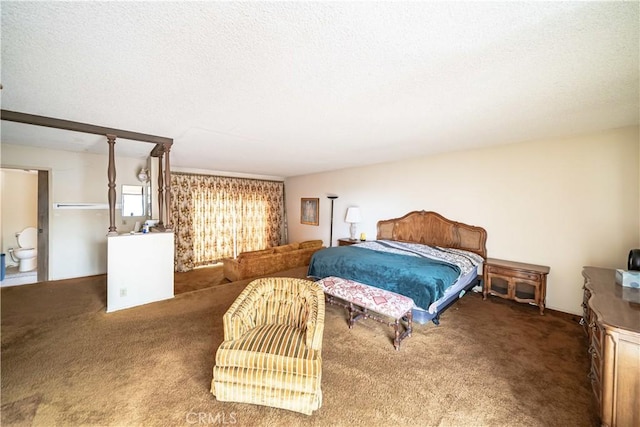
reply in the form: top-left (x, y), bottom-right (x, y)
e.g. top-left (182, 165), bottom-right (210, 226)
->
top-left (582, 267), bottom-right (640, 427)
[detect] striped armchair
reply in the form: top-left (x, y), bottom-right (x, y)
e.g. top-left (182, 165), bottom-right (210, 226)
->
top-left (211, 277), bottom-right (325, 415)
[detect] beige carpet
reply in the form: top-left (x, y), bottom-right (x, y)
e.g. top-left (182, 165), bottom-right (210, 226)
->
top-left (1, 267), bottom-right (599, 426)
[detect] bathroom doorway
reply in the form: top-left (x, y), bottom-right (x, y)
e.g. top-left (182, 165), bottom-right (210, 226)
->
top-left (1, 168), bottom-right (49, 286)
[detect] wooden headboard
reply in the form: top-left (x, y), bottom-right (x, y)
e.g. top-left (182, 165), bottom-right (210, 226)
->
top-left (376, 211), bottom-right (487, 259)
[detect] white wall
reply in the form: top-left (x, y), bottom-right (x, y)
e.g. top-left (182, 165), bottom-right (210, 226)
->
top-left (107, 232), bottom-right (174, 312)
top-left (1, 169), bottom-right (38, 264)
top-left (285, 126), bottom-right (640, 315)
top-left (1, 143), bottom-right (149, 280)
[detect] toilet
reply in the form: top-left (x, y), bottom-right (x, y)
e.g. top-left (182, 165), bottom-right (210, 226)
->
top-left (9, 227), bottom-right (38, 272)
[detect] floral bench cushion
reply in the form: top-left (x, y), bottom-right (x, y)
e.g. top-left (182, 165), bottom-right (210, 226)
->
top-left (317, 276), bottom-right (414, 319)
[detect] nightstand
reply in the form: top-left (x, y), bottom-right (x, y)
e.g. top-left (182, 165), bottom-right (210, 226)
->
top-left (483, 258), bottom-right (550, 315)
top-left (338, 238), bottom-right (362, 246)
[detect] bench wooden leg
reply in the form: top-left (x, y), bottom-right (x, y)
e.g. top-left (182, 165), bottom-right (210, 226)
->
top-left (394, 310), bottom-right (413, 350)
top-left (348, 303), bottom-right (366, 328)
top-left (348, 302), bottom-right (355, 328)
top-left (393, 319), bottom-right (401, 350)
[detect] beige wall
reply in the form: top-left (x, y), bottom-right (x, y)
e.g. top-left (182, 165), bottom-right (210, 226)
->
top-left (1, 143), bottom-right (149, 280)
top-left (1, 169), bottom-right (38, 264)
top-left (285, 126), bottom-right (640, 315)
top-left (2, 126), bottom-right (637, 312)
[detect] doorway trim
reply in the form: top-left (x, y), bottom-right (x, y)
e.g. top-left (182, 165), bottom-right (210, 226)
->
top-left (37, 170), bottom-right (49, 282)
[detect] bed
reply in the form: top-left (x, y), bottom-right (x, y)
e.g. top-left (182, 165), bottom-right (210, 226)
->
top-left (308, 210), bottom-right (487, 325)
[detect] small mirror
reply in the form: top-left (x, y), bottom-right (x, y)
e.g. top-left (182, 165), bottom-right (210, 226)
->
top-left (122, 184), bottom-right (145, 217)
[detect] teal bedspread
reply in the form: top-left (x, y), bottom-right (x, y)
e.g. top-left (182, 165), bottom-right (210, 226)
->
top-left (307, 246), bottom-right (461, 309)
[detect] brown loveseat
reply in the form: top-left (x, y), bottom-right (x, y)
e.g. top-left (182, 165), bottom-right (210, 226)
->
top-left (222, 240), bottom-right (325, 282)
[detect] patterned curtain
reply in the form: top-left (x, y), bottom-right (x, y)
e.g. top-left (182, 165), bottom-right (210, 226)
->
top-left (170, 173), bottom-right (284, 272)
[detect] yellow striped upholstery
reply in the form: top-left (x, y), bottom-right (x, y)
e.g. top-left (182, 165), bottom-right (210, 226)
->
top-left (213, 367), bottom-right (321, 393)
top-left (211, 277), bottom-right (325, 415)
top-left (216, 324), bottom-right (321, 376)
top-left (213, 383), bottom-right (322, 415)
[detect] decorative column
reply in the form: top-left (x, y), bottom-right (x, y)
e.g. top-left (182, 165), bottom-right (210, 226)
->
top-left (163, 142), bottom-right (172, 230)
top-left (157, 152), bottom-right (164, 229)
top-left (107, 134), bottom-right (118, 235)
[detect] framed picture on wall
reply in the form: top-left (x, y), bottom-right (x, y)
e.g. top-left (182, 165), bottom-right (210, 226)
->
top-left (301, 198), bottom-right (319, 226)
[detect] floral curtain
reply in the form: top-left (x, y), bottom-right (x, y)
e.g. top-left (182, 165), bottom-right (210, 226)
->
top-left (170, 173), bottom-right (285, 272)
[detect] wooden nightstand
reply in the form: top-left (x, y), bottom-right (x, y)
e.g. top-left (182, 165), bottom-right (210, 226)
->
top-left (338, 238), bottom-right (362, 246)
top-left (483, 258), bottom-right (550, 315)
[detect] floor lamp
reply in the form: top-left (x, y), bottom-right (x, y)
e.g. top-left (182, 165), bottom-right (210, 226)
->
top-left (327, 195), bottom-right (338, 247)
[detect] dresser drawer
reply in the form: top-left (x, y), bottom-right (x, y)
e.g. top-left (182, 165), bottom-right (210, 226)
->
top-left (486, 266), bottom-right (540, 282)
top-left (581, 287), bottom-right (592, 335)
top-left (589, 343), bottom-right (602, 378)
top-left (588, 365), bottom-right (602, 409)
top-left (588, 321), bottom-right (604, 412)
top-left (590, 320), bottom-right (603, 351)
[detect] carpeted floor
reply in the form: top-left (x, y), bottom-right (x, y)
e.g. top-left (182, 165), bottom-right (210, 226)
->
top-left (1, 267), bottom-right (599, 426)
top-left (173, 263), bottom-right (229, 295)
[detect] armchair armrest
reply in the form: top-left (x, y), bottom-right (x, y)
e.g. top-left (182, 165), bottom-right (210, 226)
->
top-left (304, 283), bottom-right (326, 351)
top-left (305, 318), bottom-right (324, 351)
top-left (222, 286), bottom-right (265, 341)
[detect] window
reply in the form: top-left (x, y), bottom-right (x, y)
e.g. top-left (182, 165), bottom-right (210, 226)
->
top-left (171, 174), bottom-right (284, 272)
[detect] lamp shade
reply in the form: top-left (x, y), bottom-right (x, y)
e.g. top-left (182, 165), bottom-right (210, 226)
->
top-left (345, 207), bottom-right (361, 223)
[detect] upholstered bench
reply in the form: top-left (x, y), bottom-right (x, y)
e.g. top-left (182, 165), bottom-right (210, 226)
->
top-left (316, 276), bottom-right (414, 350)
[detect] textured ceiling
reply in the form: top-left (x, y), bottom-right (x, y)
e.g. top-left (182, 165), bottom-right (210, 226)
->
top-left (1, 2), bottom-right (638, 178)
